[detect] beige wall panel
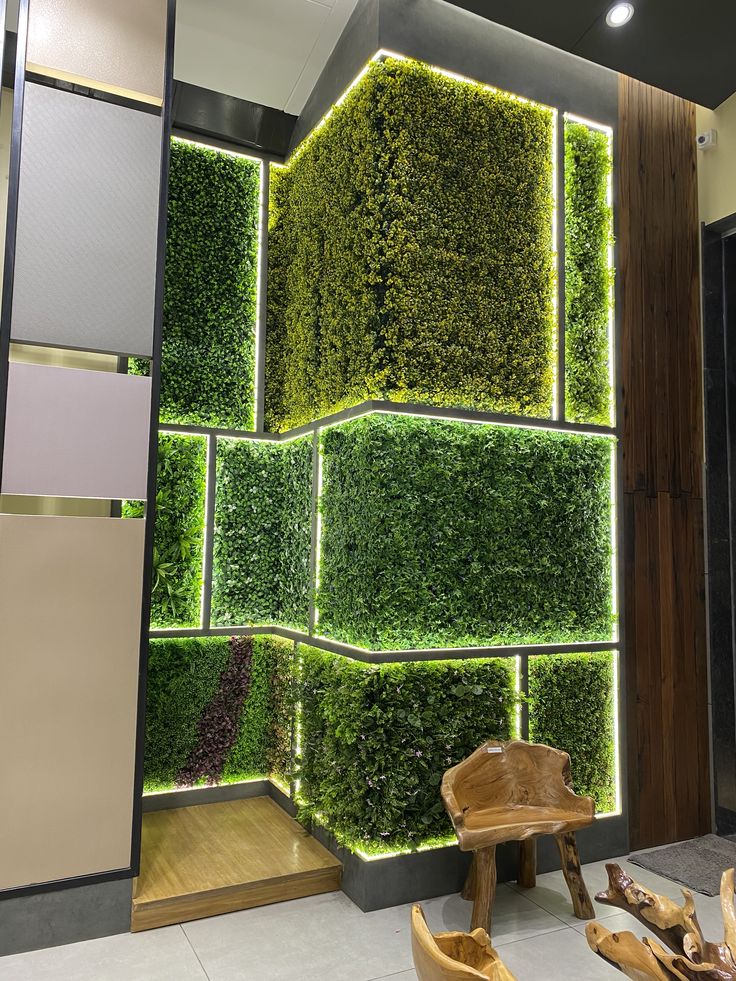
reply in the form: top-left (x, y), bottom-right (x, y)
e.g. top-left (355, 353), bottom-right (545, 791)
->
top-left (27, 0), bottom-right (167, 105)
top-left (0, 514), bottom-right (145, 890)
top-left (697, 93), bottom-right (736, 224)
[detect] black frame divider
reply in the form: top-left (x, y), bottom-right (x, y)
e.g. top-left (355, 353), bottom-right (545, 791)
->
top-left (129, 0), bottom-right (177, 880)
top-left (0, 0), bottom-right (24, 483)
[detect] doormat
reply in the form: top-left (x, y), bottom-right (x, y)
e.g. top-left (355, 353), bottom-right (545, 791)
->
top-left (629, 834), bottom-right (736, 897)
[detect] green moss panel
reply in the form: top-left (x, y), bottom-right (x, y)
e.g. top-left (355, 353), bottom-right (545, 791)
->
top-left (131, 139), bottom-right (260, 430)
top-left (143, 635), bottom-right (295, 792)
top-left (565, 120), bottom-right (614, 426)
top-left (528, 651), bottom-right (617, 812)
top-left (124, 432), bottom-right (206, 630)
top-left (211, 436), bottom-right (313, 629)
top-left (298, 646), bottom-right (517, 851)
top-left (317, 414), bottom-right (613, 650)
top-left (266, 57), bottom-right (555, 432)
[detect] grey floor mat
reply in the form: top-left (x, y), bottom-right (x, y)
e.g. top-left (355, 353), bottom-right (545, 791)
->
top-left (629, 834), bottom-right (736, 896)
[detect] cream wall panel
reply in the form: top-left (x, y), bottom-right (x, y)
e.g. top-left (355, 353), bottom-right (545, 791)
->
top-left (697, 94), bottom-right (736, 224)
top-left (0, 514), bottom-right (145, 890)
top-left (2, 362), bottom-right (151, 500)
top-left (11, 82), bottom-right (160, 358)
top-left (27, 0), bottom-right (167, 105)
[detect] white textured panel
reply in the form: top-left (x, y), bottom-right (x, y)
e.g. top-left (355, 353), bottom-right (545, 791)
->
top-left (11, 82), bottom-right (161, 357)
top-left (27, 0), bottom-right (167, 105)
top-left (2, 362), bottom-right (151, 500)
top-left (0, 514), bottom-right (145, 890)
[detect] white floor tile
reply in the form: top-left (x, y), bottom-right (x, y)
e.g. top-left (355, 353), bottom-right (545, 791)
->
top-left (0, 926), bottom-right (206, 981)
top-left (498, 925), bottom-right (623, 979)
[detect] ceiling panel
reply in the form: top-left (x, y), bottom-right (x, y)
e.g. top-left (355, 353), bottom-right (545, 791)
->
top-left (175, 0), bottom-right (359, 112)
top-left (445, 0), bottom-right (736, 108)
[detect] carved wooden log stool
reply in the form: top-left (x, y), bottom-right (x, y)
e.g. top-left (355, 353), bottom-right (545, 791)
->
top-left (442, 740), bottom-right (596, 937)
top-left (411, 904), bottom-right (518, 981)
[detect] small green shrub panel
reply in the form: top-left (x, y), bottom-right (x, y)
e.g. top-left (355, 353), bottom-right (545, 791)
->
top-left (298, 645), bottom-right (517, 851)
top-left (266, 57), bottom-right (555, 432)
top-left (565, 120), bottom-right (614, 426)
top-left (528, 651), bottom-right (616, 812)
top-left (212, 436), bottom-right (313, 629)
top-left (143, 635), bottom-right (295, 792)
top-left (123, 433), bottom-right (206, 629)
top-left (317, 414), bottom-right (613, 650)
top-left (131, 139), bottom-right (260, 430)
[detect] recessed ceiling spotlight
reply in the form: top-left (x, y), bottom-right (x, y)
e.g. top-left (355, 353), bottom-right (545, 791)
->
top-left (606, 2), bottom-right (635, 27)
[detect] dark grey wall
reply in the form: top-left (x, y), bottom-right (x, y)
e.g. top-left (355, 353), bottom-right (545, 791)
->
top-left (0, 878), bottom-right (133, 957)
top-left (291, 0), bottom-right (618, 152)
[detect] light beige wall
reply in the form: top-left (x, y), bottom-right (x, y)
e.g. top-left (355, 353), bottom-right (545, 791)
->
top-left (0, 514), bottom-right (145, 889)
top-left (697, 93), bottom-right (736, 225)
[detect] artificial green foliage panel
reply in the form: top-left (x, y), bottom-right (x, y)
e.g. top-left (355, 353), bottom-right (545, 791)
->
top-left (528, 651), bottom-right (616, 812)
top-left (298, 646), bottom-right (516, 851)
top-left (212, 437), bottom-right (312, 629)
top-left (144, 636), bottom-right (295, 792)
top-left (143, 637), bottom-right (232, 792)
top-left (131, 139), bottom-right (260, 429)
top-left (223, 636), bottom-right (295, 784)
top-left (565, 121), bottom-right (614, 426)
top-left (124, 432), bottom-right (206, 629)
top-left (266, 57), bottom-right (555, 431)
top-left (317, 414), bottom-right (613, 650)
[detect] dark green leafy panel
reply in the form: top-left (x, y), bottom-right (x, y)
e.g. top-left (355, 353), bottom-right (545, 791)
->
top-left (143, 636), bottom-right (295, 793)
top-left (266, 57), bottom-right (554, 432)
top-left (299, 645), bottom-right (516, 852)
top-left (222, 635), bottom-right (295, 785)
top-left (212, 437), bottom-right (312, 629)
top-left (124, 433), bottom-right (206, 629)
top-left (565, 121), bottom-right (614, 426)
top-left (528, 651), bottom-right (616, 812)
top-left (131, 139), bottom-right (260, 430)
top-left (318, 414), bottom-right (613, 650)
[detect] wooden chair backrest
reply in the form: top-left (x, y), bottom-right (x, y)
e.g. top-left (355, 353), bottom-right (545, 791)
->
top-left (444, 740), bottom-right (589, 815)
top-left (411, 905), bottom-right (491, 981)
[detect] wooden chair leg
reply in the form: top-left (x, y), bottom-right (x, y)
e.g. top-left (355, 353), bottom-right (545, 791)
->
top-left (462, 852), bottom-right (476, 900)
top-left (518, 838), bottom-right (537, 888)
top-left (555, 832), bottom-right (595, 919)
top-left (470, 845), bottom-right (497, 936)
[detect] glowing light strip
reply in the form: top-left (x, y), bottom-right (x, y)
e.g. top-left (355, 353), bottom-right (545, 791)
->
top-left (313, 440), bottom-right (325, 629)
top-left (612, 648), bottom-right (623, 816)
top-left (564, 112), bottom-right (613, 136)
top-left (253, 159), bottom-right (266, 429)
top-left (514, 655), bottom-right (523, 740)
top-left (199, 434), bottom-right (213, 627)
top-left (606, 128), bottom-right (616, 428)
top-left (551, 109), bottom-right (560, 420)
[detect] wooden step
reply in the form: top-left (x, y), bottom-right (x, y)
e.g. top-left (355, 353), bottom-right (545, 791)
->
top-left (131, 796), bottom-right (342, 932)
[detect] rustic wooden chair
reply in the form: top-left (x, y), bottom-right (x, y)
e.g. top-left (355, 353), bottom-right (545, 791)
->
top-left (411, 904), bottom-right (518, 981)
top-left (441, 739), bottom-right (596, 937)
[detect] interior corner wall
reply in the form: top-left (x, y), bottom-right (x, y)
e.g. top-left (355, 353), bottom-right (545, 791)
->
top-left (619, 74), bottom-right (710, 849)
top-left (291, 0), bottom-right (617, 152)
top-left (697, 93), bottom-right (736, 225)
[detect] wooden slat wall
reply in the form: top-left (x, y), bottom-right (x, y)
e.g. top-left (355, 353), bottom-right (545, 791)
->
top-left (619, 74), bottom-right (710, 848)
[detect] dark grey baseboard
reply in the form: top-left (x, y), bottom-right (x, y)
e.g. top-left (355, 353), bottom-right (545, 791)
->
top-left (310, 813), bottom-right (629, 912)
top-left (0, 878), bottom-right (133, 958)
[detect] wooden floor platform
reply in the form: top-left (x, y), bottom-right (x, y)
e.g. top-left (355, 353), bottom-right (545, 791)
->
top-left (132, 796), bottom-right (342, 931)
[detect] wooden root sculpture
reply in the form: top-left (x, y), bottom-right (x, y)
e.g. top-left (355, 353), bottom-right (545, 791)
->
top-left (585, 863), bottom-right (736, 980)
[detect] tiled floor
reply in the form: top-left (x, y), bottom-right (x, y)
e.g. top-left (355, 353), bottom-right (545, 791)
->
top-left (0, 856), bottom-right (716, 980)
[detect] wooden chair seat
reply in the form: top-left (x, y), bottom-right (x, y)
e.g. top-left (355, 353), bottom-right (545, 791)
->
top-left (411, 904), bottom-right (518, 981)
top-left (461, 803), bottom-right (593, 845)
top-left (442, 740), bottom-right (596, 938)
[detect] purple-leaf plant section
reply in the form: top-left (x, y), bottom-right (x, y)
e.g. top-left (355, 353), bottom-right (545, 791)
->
top-left (176, 636), bottom-right (254, 787)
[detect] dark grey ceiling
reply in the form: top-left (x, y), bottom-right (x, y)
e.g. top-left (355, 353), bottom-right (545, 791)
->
top-left (443, 0), bottom-right (735, 109)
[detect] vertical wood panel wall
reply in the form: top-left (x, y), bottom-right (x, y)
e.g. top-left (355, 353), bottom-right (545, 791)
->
top-left (619, 74), bottom-right (710, 848)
